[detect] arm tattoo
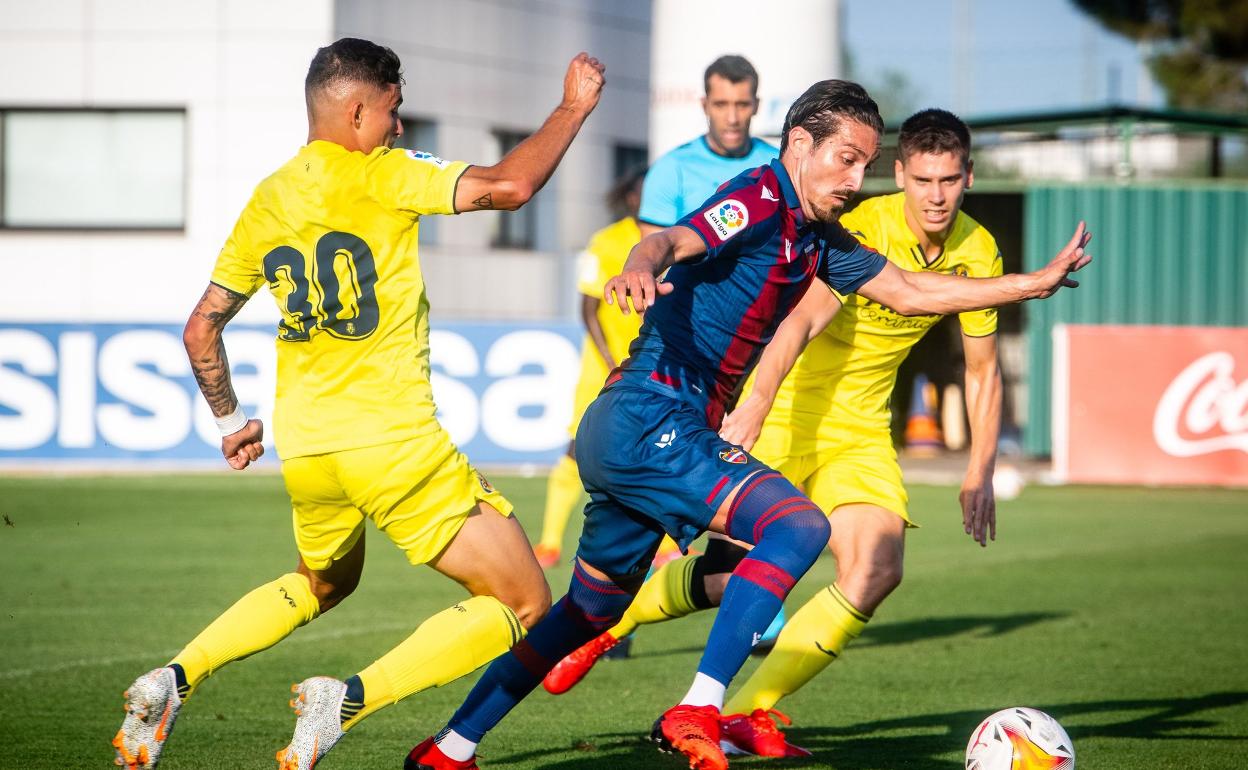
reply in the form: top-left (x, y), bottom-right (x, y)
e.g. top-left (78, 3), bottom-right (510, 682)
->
top-left (471, 192), bottom-right (495, 210)
top-left (187, 283), bottom-right (250, 417)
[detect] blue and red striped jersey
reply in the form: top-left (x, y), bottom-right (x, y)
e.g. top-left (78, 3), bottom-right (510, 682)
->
top-left (611, 158), bottom-right (887, 428)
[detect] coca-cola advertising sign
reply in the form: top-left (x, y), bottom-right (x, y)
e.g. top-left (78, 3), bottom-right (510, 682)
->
top-left (1052, 324), bottom-right (1248, 486)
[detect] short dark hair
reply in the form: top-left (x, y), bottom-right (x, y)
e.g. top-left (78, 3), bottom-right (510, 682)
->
top-left (704, 55), bottom-right (759, 97)
top-left (780, 79), bottom-right (883, 154)
top-left (897, 108), bottom-right (972, 166)
top-left (305, 38), bottom-right (403, 101)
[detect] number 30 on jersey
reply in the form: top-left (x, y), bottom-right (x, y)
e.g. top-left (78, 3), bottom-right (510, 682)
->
top-left (262, 231), bottom-right (379, 342)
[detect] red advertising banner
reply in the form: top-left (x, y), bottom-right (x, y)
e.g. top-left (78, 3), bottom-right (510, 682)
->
top-left (1052, 324), bottom-right (1248, 486)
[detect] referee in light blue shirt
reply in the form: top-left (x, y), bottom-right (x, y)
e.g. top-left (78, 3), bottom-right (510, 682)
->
top-left (639, 55), bottom-right (779, 235)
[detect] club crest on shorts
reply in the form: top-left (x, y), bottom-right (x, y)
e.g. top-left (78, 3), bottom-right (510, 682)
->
top-left (704, 199), bottom-right (748, 240)
top-left (476, 471), bottom-right (495, 494)
top-left (719, 446), bottom-right (748, 464)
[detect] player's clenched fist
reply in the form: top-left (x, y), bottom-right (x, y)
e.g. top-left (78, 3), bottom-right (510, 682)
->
top-left (221, 418), bottom-right (264, 470)
top-left (562, 52), bottom-right (605, 114)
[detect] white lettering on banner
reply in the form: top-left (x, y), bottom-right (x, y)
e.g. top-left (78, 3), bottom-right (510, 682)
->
top-left (57, 332), bottom-right (96, 448)
top-left (430, 330), bottom-right (480, 447)
top-left (1153, 351), bottom-right (1248, 457)
top-left (0, 330), bottom-right (57, 450)
top-left (97, 331), bottom-right (192, 451)
top-left (191, 331), bottom-right (277, 448)
top-left (481, 331), bottom-right (578, 451)
top-left (0, 324), bottom-right (583, 461)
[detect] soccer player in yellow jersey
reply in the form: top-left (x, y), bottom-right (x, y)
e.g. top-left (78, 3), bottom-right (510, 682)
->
top-left (534, 169), bottom-right (645, 568)
top-left (111, 38), bottom-right (605, 770)
top-left (714, 108), bottom-right (1005, 756)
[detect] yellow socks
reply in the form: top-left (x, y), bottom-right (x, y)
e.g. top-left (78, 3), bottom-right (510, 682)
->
top-left (606, 554), bottom-right (702, 640)
top-left (171, 572), bottom-right (319, 694)
top-left (538, 455), bottom-right (583, 551)
top-left (725, 583), bottom-right (869, 714)
top-left (343, 595), bottom-right (524, 729)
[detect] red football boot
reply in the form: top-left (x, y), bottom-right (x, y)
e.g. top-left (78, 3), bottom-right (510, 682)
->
top-left (652, 704), bottom-right (727, 770)
top-left (404, 737), bottom-right (479, 770)
top-left (541, 631), bottom-right (621, 694)
top-left (719, 708), bottom-right (810, 758)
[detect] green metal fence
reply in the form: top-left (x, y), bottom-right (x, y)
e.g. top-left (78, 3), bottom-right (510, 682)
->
top-left (1023, 183), bottom-right (1248, 456)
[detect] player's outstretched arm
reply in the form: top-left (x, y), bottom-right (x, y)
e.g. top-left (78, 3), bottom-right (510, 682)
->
top-left (454, 53), bottom-right (605, 212)
top-left (184, 283), bottom-right (264, 470)
top-left (603, 225), bottom-right (704, 315)
top-left (720, 284), bottom-right (843, 450)
top-left (959, 332), bottom-right (1003, 547)
top-left (857, 222), bottom-right (1093, 316)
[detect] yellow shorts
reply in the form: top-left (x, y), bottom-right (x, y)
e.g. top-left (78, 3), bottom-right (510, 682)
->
top-left (281, 428), bottom-right (513, 570)
top-left (751, 422), bottom-right (912, 525)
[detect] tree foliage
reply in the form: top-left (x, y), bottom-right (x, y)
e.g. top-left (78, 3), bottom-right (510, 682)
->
top-left (1072, 0), bottom-right (1248, 112)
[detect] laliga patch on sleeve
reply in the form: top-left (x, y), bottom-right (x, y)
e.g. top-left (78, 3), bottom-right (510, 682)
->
top-left (405, 149), bottom-right (451, 169)
top-left (703, 199), bottom-right (749, 241)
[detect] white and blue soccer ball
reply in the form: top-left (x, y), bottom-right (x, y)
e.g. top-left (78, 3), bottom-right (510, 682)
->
top-left (965, 707), bottom-right (1075, 769)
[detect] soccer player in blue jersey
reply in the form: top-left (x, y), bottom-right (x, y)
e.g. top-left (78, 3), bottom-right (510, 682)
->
top-left (538, 56), bottom-right (787, 678)
top-left (407, 80), bottom-right (1091, 770)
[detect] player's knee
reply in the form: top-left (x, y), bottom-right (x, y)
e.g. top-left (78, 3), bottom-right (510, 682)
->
top-left (867, 556), bottom-right (903, 595)
top-left (785, 507), bottom-right (832, 565)
top-left (846, 547), bottom-right (903, 602)
top-left (508, 581), bottom-right (553, 630)
top-left (306, 572), bottom-right (360, 613)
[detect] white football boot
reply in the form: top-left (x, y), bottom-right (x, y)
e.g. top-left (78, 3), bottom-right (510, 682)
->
top-left (275, 677), bottom-right (346, 770)
top-left (112, 667), bottom-right (182, 768)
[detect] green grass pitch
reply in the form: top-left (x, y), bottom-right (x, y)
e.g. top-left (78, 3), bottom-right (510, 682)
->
top-left (1, 473), bottom-right (1245, 769)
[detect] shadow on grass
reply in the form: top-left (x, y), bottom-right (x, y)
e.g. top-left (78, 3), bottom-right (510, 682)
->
top-left (856, 612), bottom-right (1066, 647)
top-left (627, 612), bottom-right (1066, 662)
top-left (494, 691), bottom-right (1248, 769)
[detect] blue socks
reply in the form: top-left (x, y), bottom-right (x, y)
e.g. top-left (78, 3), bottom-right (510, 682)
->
top-left (446, 561), bottom-right (642, 741)
top-left (697, 472), bottom-right (828, 687)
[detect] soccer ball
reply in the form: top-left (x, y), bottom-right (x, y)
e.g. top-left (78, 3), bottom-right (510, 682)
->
top-left (965, 707), bottom-right (1075, 769)
top-left (992, 464), bottom-right (1026, 501)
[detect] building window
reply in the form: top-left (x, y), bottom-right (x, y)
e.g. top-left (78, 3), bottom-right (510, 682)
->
top-left (613, 143), bottom-right (648, 182)
top-left (1, 109), bottom-right (185, 230)
top-left (492, 129), bottom-right (536, 249)
top-left (397, 116), bottom-right (440, 244)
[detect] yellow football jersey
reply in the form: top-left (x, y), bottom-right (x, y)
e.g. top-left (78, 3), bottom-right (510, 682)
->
top-left (575, 216), bottom-right (644, 365)
top-left (210, 141), bottom-right (468, 459)
top-left (758, 192), bottom-right (1002, 454)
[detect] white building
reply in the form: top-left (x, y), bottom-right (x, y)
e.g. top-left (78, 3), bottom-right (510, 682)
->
top-left (0, 0), bottom-right (652, 326)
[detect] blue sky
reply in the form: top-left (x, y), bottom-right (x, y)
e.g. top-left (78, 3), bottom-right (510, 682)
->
top-left (844, 0), bottom-right (1165, 119)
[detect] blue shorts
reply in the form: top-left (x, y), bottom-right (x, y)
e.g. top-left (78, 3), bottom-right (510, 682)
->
top-left (573, 384), bottom-right (771, 576)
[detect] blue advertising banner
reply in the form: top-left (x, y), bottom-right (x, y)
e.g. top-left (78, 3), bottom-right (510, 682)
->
top-left (0, 322), bottom-right (584, 467)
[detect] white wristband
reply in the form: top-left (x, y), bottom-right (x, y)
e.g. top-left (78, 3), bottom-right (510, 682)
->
top-left (215, 404), bottom-right (248, 437)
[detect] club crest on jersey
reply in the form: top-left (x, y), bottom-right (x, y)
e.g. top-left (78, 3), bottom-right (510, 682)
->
top-left (719, 446), bottom-right (748, 464)
top-left (406, 149), bottom-right (451, 169)
top-left (705, 200), bottom-right (748, 240)
top-left (476, 472), bottom-right (495, 494)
